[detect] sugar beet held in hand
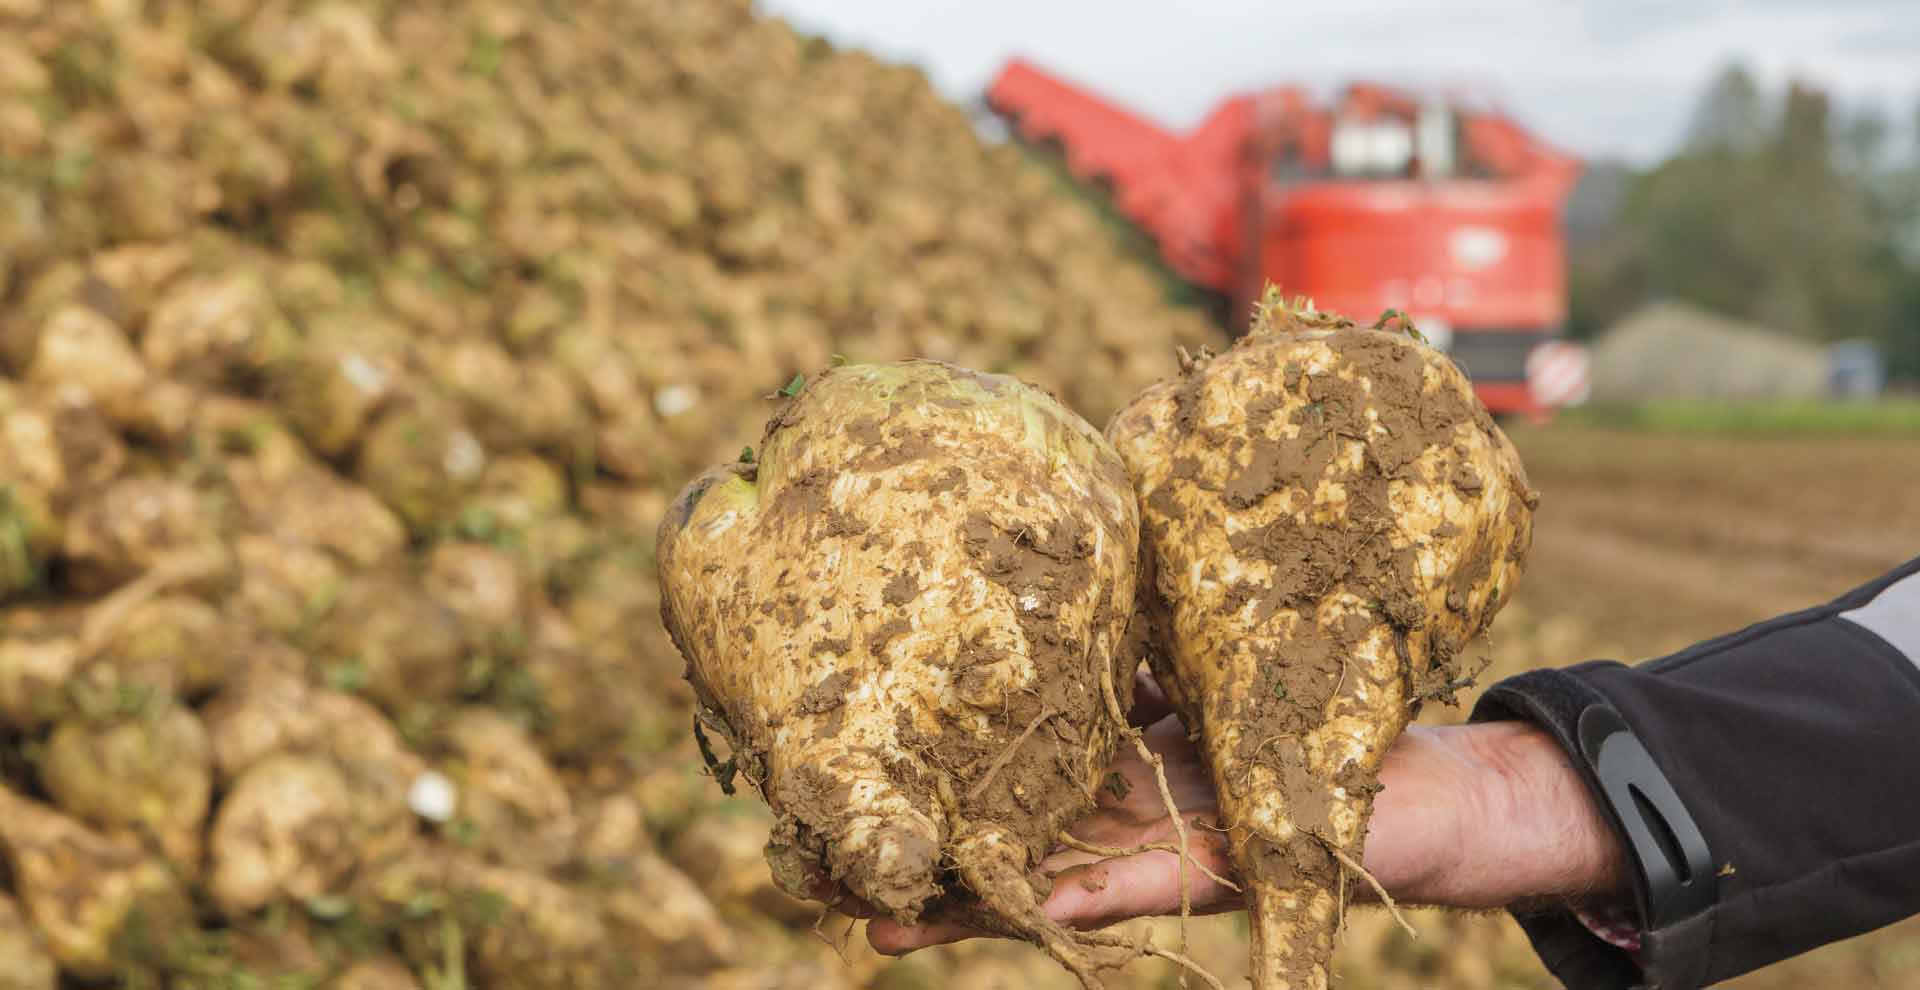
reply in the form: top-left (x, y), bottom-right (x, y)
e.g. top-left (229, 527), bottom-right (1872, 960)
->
top-left (657, 360), bottom-right (1142, 987)
top-left (1107, 294), bottom-right (1537, 990)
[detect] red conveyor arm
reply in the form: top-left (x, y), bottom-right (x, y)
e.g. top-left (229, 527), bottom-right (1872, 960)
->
top-left (985, 58), bottom-right (1177, 196)
top-left (987, 59), bottom-right (1247, 292)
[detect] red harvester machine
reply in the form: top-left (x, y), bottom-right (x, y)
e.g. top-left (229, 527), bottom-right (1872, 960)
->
top-left (987, 59), bottom-right (1588, 416)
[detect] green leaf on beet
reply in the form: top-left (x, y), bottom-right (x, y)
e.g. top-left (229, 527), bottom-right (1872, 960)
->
top-left (447, 818), bottom-right (480, 846)
top-left (304, 895), bottom-right (354, 922)
top-left (324, 658), bottom-right (368, 693)
top-left (778, 373), bottom-right (806, 398)
top-left (403, 892), bottom-right (444, 920)
top-left (458, 889), bottom-right (510, 928)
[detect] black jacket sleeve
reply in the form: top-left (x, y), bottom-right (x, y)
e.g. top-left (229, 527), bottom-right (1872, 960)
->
top-left (1470, 555), bottom-right (1920, 990)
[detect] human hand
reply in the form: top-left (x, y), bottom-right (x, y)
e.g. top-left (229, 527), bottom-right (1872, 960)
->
top-left (867, 679), bottom-right (1627, 954)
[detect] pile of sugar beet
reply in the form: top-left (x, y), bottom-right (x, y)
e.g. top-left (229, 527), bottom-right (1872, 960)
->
top-left (0, 0), bottom-right (1225, 987)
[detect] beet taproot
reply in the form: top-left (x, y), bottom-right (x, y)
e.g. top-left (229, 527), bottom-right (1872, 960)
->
top-left (657, 359), bottom-right (1143, 986)
top-left (1107, 294), bottom-right (1536, 990)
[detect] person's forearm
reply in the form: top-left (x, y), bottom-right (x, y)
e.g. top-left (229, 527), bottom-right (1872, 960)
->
top-left (1473, 556), bottom-right (1920, 990)
top-left (1366, 722), bottom-right (1629, 910)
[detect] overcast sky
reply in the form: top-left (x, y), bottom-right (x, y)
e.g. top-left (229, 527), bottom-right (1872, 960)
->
top-left (761, 0), bottom-right (1920, 165)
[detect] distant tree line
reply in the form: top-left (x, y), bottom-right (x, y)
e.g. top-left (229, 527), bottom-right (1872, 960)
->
top-left (1568, 64), bottom-right (1920, 383)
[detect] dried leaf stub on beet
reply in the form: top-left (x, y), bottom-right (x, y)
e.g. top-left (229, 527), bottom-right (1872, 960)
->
top-left (1108, 290), bottom-right (1537, 990)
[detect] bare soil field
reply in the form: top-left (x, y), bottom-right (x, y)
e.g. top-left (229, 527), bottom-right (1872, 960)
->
top-left (1506, 424), bottom-right (1920, 662)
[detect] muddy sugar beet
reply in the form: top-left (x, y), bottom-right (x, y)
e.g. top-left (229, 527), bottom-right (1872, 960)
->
top-left (1108, 294), bottom-right (1537, 990)
top-left (657, 360), bottom-right (1140, 986)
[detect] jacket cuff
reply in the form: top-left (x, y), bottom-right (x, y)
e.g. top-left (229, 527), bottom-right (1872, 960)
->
top-left (1471, 554), bottom-right (1920, 990)
top-left (1473, 673), bottom-right (1723, 990)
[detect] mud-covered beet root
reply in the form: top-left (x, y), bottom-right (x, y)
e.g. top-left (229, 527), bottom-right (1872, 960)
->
top-left (657, 360), bottom-right (1138, 986)
top-left (0, 892), bottom-right (56, 990)
top-left (1107, 296), bottom-right (1536, 990)
top-left (0, 787), bottom-right (193, 981)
